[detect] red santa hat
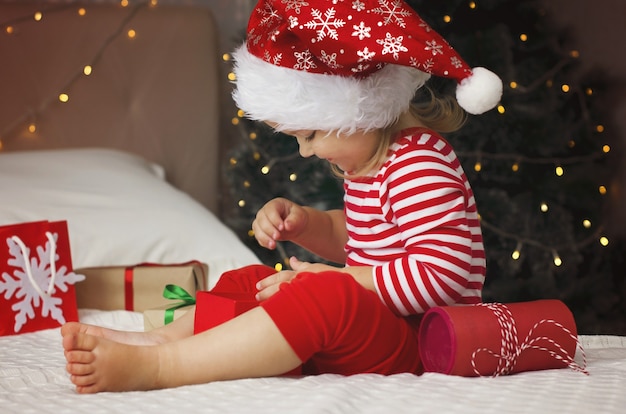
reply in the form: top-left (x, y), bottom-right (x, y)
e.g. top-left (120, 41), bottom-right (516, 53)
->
top-left (232, 0), bottom-right (503, 133)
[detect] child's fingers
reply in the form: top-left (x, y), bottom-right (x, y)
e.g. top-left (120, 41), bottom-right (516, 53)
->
top-left (255, 284), bottom-right (280, 301)
top-left (255, 270), bottom-right (295, 301)
top-left (252, 224), bottom-right (276, 249)
top-left (252, 216), bottom-right (282, 249)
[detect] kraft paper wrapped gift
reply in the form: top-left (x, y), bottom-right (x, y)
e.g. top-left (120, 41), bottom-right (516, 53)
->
top-left (418, 299), bottom-right (586, 377)
top-left (75, 261), bottom-right (207, 312)
top-left (143, 284), bottom-right (196, 330)
top-left (193, 291), bottom-right (258, 334)
top-left (144, 305), bottom-right (193, 331)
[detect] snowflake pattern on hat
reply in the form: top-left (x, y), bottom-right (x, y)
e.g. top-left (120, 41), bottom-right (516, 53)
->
top-left (246, 0), bottom-right (473, 82)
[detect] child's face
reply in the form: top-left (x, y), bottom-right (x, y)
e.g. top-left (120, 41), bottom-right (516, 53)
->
top-left (269, 123), bottom-right (379, 174)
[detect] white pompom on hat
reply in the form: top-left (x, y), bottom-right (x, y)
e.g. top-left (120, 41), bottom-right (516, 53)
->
top-left (232, 0), bottom-right (503, 133)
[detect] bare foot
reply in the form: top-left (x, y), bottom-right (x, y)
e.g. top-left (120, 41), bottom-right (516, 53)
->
top-left (61, 322), bottom-right (165, 346)
top-left (63, 331), bottom-right (163, 393)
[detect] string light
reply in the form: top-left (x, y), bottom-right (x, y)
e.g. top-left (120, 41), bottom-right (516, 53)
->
top-left (552, 250), bottom-right (563, 267)
top-left (555, 165), bottom-right (564, 176)
top-left (511, 242), bottom-right (522, 260)
top-left (540, 203), bottom-right (549, 213)
top-left (599, 236), bottom-right (609, 247)
top-left (0, 2), bottom-right (148, 148)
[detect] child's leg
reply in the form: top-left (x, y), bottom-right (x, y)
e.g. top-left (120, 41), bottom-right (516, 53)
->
top-left (61, 264), bottom-right (275, 346)
top-left (63, 305), bottom-right (301, 393)
top-left (262, 271), bottom-right (423, 375)
top-left (61, 307), bottom-right (196, 346)
top-left (63, 267), bottom-right (419, 393)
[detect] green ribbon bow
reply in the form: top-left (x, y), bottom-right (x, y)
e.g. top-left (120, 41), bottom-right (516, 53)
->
top-left (162, 284), bottom-right (195, 325)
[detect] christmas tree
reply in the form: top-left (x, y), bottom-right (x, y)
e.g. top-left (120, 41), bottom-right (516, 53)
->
top-left (222, 0), bottom-right (625, 334)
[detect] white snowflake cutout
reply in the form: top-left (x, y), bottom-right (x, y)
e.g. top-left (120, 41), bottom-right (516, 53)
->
top-left (0, 232), bottom-right (85, 333)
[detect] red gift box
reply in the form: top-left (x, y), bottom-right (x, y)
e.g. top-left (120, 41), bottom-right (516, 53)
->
top-left (418, 299), bottom-right (587, 377)
top-left (193, 291), bottom-right (258, 334)
top-left (1, 220), bottom-right (84, 336)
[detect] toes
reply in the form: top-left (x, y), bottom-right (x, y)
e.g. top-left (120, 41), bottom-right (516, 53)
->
top-left (66, 361), bottom-right (94, 376)
top-left (65, 349), bottom-right (95, 364)
top-left (60, 322), bottom-right (83, 337)
top-left (62, 332), bottom-right (98, 353)
top-left (70, 372), bottom-right (98, 388)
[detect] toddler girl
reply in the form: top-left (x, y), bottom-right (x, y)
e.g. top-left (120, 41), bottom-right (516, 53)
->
top-left (62, 0), bottom-right (502, 393)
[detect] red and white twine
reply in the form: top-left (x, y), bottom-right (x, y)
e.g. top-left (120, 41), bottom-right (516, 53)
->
top-left (470, 303), bottom-right (589, 377)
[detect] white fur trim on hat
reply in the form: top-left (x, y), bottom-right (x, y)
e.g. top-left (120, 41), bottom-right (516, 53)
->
top-left (232, 44), bottom-right (431, 134)
top-left (456, 67), bottom-right (503, 115)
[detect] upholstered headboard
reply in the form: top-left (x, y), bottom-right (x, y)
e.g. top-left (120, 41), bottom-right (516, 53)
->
top-left (0, 1), bottom-right (221, 213)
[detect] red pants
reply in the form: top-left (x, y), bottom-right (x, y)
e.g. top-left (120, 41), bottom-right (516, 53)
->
top-left (209, 264), bottom-right (423, 376)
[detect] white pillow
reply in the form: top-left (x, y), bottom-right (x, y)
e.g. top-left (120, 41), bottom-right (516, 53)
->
top-left (0, 148), bottom-right (260, 288)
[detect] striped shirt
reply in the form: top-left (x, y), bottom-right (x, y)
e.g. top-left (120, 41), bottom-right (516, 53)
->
top-left (344, 128), bottom-right (485, 316)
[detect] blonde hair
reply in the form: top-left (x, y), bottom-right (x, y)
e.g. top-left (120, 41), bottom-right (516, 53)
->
top-left (332, 87), bottom-right (467, 178)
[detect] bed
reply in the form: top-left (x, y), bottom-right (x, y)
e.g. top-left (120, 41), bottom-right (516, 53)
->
top-left (1, 2), bottom-right (625, 413)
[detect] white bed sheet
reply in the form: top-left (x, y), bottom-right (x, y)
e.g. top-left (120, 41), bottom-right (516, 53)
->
top-left (0, 309), bottom-right (624, 414)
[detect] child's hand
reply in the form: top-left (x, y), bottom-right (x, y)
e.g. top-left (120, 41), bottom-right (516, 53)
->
top-left (252, 198), bottom-right (308, 249)
top-left (255, 257), bottom-right (340, 301)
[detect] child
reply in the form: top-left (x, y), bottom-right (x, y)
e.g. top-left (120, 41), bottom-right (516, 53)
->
top-left (62, 0), bottom-right (502, 393)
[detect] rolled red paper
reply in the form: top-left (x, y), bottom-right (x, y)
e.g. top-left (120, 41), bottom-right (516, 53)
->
top-left (418, 299), bottom-right (584, 377)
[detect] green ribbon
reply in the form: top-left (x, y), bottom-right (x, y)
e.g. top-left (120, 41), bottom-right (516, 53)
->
top-left (162, 284), bottom-right (195, 325)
